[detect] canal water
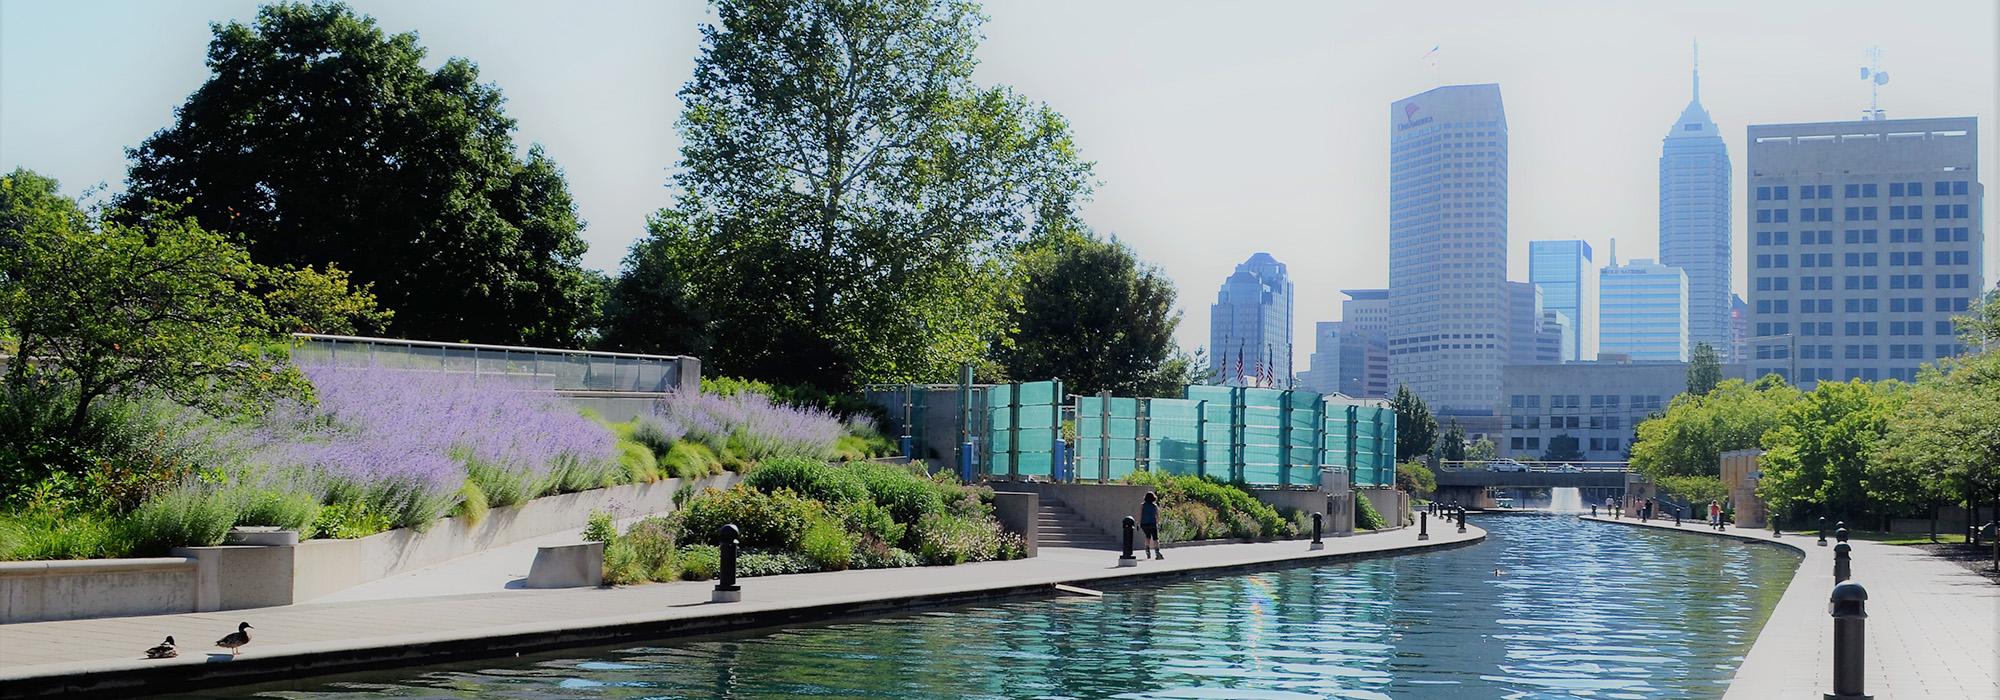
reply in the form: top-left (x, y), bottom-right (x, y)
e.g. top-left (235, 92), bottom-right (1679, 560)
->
top-left (206, 514), bottom-right (1798, 700)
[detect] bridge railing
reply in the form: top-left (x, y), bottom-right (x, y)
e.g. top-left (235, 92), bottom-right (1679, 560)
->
top-left (1439, 460), bottom-right (1630, 473)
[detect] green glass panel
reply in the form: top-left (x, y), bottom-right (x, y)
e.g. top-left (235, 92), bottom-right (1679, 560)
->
top-left (1242, 425), bottom-right (1281, 445)
top-left (990, 410), bottom-right (1013, 431)
top-left (1242, 463), bottom-right (1282, 486)
top-left (988, 452), bottom-right (1010, 476)
top-left (1185, 385), bottom-right (1234, 404)
top-left (1016, 452), bottom-right (1053, 477)
top-left (1242, 388), bottom-right (1285, 408)
top-left (987, 387), bottom-right (1011, 409)
top-left (1018, 407), bottom-right (1056, 429)
top-left (1105, 439), bottom-right (1137, 460)
top-left (1148, 398), bottom-right (1202, 421)
top-left (1109, 398), bottom-right (1140, 419)
top-left (1107, 459), bottom-right (1137, 480)
top-left (1021, 381), bottom-right (1061, 406)
top-left (1016, 431), bottom-right (1054, 453)
top-left (1104, 418), bottom-right (1137, 440)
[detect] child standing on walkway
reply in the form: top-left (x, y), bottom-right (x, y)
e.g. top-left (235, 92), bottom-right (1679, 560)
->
top-left (1140, 492), bottom-right (1162, 559)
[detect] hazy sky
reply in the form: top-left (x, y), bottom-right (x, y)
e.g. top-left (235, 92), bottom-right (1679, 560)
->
top-left (4, 0), bottom-right (1995, 358)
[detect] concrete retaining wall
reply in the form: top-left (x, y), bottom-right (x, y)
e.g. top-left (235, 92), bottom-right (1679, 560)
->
top-left (0, 474), bottom-right (738, 623)
top-left (991, 482), bottom-right (1152, 540)
top-left (1250, 488), bottom-right (1328, 519)
top-left (1359, 489), bottom-right (1409, 529)
top-left (990, 492), bottom-right (1039, 558)
top-left (0, 559), bottom-right (197, 624)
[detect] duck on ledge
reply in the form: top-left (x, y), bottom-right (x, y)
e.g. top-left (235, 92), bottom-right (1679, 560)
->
top-left (143, 636), bottom-right (177, 659)
top-left (215, 622), bottom-right (253, 657)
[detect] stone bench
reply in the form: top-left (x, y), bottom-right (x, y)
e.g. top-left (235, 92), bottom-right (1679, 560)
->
top-left (525, 541), bottom-right (604, 589)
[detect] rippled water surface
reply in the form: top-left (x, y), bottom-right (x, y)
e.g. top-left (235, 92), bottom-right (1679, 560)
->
top-left (208, 515), bottom-right (1798, 699)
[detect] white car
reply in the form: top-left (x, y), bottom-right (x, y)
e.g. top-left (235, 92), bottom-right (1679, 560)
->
top-left (1556, 463), bottom-right (1581, 473)
top-left (1487, 459), bottom-right (1529, 472)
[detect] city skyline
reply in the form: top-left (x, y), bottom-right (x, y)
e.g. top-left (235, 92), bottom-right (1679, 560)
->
top-left (2, 0), bottom-right (1996, 355)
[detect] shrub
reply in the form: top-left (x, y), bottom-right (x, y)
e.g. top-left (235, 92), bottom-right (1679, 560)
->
top-left (234, 485), bottom-right (321, 531)
top-left (912, 512), bottom-right (1018, 565)
top-left (583, 510), bottom-right (617, 543)
top-left (602, 539), bottom-right (647, 585)
top-left (654, 391), bottom-right (841, 464)
top-left (744, 457), bottom-right (867, 504)
top-left (852, 541), bottom-right (922, 569)
top-left (628, 416), bottom-right (676, 459)
top-left (452, 479), bottom-right (489, 525)
top-left (799, 518), bottom-right (854, 571)
top-left (1124, 471), bottom-right (1291, 539)
top-left (615, 440), bottom-right (661, 484)
top-left (672, 486), bottom-right (823, 550)
top-left (678, 544), bottom-right (720, 580)
top-left (845, 462), bottom-right (946, 527)
top-left (121, 485), bottom-right (237, 555)
top-left (836, 499), bottom-right (905, 548)
top-left (624, 516), bottom-right (679, 582)
top-left (1356, 494), bottom-right (1388, 530)
top-left (1159, 500), bottom-right (1224, 543)
top-left (0, 510), bottom-right (123, 560)
top-left (310, 498), bottom-right (393, 539)
top-left (661, 441), bottom-right (724, 479)
top-left (736, 550), bottom-right (818, 577)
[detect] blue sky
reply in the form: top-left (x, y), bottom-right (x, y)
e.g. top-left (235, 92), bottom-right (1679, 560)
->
top-left (3, 0), bottom-right (1995, 356)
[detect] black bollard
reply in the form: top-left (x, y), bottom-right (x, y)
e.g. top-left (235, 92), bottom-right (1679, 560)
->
top-left (1833, 542), bottom-right (1852, 582)
top-left (712, 524), bottom-right (742, 602)
top-left (1591, 504), bottom-right (1598, 517)
top-left (1836, 525), bottom-right (1849, 544)
top-left (1310, 512), bottom-right (1325, 550)
top-left (1826, 582), bottom-right (1871, 700)
top-left (1118, 516), bottom-right (1139, 567)
top-left (1418, 511), bottom-right (1430, 541)
top-left (1819, 517), bottom-right (1829, 546)
top-left (1772, 514), bottom-right (1782, 538)
top-left (1457, 507), bottom-right (1467, 534)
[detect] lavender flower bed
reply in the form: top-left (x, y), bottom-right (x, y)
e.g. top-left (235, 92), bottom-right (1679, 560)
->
top-left (647, 391), bottom-right (843, 463)
top-left (250, 364), bottom-right (620, 529)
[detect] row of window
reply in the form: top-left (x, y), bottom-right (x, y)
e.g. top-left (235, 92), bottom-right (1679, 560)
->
top-left (1755, 251), bottom-right (1974, 268)
top-left (1508, 394), bottom-right (1665, 410)
top-left (1505, 435), bottom-right (1625, 453)
top-left (1753, 228), bottom-right (1977, 247)
top-left (1756, 205), bottom-right (1970, 223)
top-left (1755, 181), bottom-right (1972, 200)
top-left (1752, 364), bottom-right (1963, 383)
top-left (1755, 273), bottom-right (1976, 291)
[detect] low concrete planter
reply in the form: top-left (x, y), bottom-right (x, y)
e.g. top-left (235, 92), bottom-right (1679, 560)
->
top-left (0, 473), bottom-right (738, 624)
top-left (525, 542), bottom-right (605, 588)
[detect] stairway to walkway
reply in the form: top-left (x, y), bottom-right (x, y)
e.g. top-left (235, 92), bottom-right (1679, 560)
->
top-left (1037, 497), bottom-right (1118, 549)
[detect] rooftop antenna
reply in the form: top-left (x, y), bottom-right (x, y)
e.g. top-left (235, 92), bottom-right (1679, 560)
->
top-left (1859, 46), bottom-right (1889, 120)
top-left (1692, 39), bottom-right (1700, 101)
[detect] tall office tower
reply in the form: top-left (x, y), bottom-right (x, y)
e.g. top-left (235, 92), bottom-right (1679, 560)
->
top-left (1658, 49), bottom-right (1733, 358)
top-left (1339, 289), bottom-right (1393, 398)
top-left (1208, 252), bottom-right (1295, 386)
top-left (1601, 258), bottom-right (1690, 362)
top-left (1505, 282), bottom-right (1555, 366)
top-left (1729, 294), bottom-right (1749, 363)
top-left (1389, 84), bottom-right (1509, 413)
top-left (1746, 117), bottom-right (1984, 387)
top-left (1298, 321), bottom-right (1384, 397)
top-left (1298, 321), bottom-right (1343, 395)
top-left (1538, 311), bottom-right (1571, 364)
top-left (1528, 240), bottom-right (1595, 361)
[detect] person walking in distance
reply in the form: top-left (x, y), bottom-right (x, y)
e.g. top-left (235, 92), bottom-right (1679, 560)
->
top-left (1708, 500), bottom-right (1722, 530)
top-left (1140, 492), bottom-right (1162, 560)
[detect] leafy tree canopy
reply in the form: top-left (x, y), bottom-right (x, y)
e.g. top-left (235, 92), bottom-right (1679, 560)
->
top-left (1757, 379), bottom-right (1904, 520)
top-left (1433, 419), bottom-right (1467, 463)
top-left (1629, 378), bottom-right (1799, 481)
top-left (648, 0), bottom-right (1094, 389)
top-left (120, 1), bottom-right (596, 346)
top-left (995, 232), bottom-right (1188, 397)
top-left (1687, 341), bottom-right (1722, 396)
top-left (1540, 434), bottom-right (1584, 463)
top-left (1395, 460), bottom-right (1436, 496)
top-left (1871, 350), bottom-right (2000, 516)
top-left (596, 211), bottom-right (711, 357)
top-left (1391, 384), bottom-right (1437, 462)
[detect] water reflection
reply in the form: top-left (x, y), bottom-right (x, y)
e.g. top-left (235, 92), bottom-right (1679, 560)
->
top-left (205, 515), bottom-right (1796, 700)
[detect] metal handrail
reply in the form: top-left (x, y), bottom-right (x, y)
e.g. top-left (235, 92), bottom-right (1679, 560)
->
top-left (290, 333), bottom-right (696, 362)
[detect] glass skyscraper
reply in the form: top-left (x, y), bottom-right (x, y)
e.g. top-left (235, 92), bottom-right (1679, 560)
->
top-left (1528, 240), bottom-right (1593, 361)
top-left (1600, 258), bottom-right (1690, 362)
top-left (1208, 252), bottom-right (1294, 386)
top-left (1388, 84), bottom-right (1508, 413)
top-left (1659, 51), bottom-right (1733, 359)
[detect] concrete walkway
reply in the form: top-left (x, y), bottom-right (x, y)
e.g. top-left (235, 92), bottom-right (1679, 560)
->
top-left (1580, 515), bottom-right (1999, 699)
top-left (0, 525), bottom-right (1482, 698)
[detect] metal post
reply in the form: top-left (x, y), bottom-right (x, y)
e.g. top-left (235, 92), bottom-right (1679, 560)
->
top-left (1836, 524), bottom-right (1849, 544)
top-left (1833, 542), bottom-right (1852, 582)
top-left (1419, 511), bottom-right (1430, 541)
top-left (1053, 437), bottom-right (1069, 482)
top-left (712, 524), bottom-right (741, 603)
top-left (1457, 506), bottom-right (1467, 534)
top-left (1310, 512), bottom-right (1325, 550)
top-left (1827, 581), bottom-right (1872, 700)
top-left (1118, 516), bottom-right (1139, 567)
top-left (1773, 514), bottom-right (1782, 538)
top-left (1591, 504), bottom-right (1598, 517)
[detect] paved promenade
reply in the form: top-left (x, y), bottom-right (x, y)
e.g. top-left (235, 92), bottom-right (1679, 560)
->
top-left (1580, 515), bottom-right (1999, 699)
top-left (0, 524), bottom-right (1481, 698)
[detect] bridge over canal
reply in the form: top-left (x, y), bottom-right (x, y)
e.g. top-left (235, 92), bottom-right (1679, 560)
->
top-left (1432, 461), bottom-right (1631, 508)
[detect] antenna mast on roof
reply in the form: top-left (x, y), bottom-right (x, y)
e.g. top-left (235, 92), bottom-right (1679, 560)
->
top-left (1859, 46), bottom-right (1889, 121)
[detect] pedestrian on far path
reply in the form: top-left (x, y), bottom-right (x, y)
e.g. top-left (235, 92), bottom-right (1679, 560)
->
top-left (1708, 501), bottom-right (1722, 530)
top-left (1140, 492), bottom-right (1162, 560)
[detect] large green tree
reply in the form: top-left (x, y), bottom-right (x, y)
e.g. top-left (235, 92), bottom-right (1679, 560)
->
top-left (1757, 379), bottom-right (1904, 520)
top-left (595, 211), bottom-right (711, 357)
top-left (1433, 419), bottom-right (1467, 463)
top-left (1629, 377), bottom-right (1799, 481)
top-left (119, 2), bottom-right (597, 346)
top-left (1872, 350), bottom-right (2000, 529)
top-left (1391, 385), bottom-right (1438, 462)
top-left (995, 233), bottom-right (1188, 397)
top-left (1686, 341), bottom-right (1723, 396)
top-left (643, 0), bottom-right (1094, 389)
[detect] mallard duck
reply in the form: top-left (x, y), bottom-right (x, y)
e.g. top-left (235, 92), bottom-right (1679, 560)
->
top-left (144, 636), bottom-right (177, 659)
top-left (215, 622), bottom-right (253, 657)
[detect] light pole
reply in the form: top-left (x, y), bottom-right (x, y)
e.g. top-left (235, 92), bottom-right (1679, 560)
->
top-left (1747, 333), bottom-right (1797, 384)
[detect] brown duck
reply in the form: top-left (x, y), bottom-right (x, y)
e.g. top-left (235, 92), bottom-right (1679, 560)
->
top-left (143, 636), bottom-right (177, 659)
top-left (214, 622), bottom-right (253, 657)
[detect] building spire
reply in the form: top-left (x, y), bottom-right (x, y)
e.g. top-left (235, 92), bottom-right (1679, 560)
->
top-left (1692, 39), bottom-right (1701, 101)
